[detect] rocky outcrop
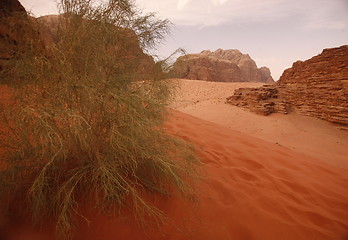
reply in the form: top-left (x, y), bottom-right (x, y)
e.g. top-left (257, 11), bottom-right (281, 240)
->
top-left (227, 45), bottom-right (348, 128)
top-left (259, 67), bottom-right (274, 83)
top-left (227, 85), bottom-right (289, 116)
top-left (0, 0), bottom-right (41, 71)
top-left (0, 0), bottom-right (26, 16)
top-left (171, 55), bottom-right (243, 82)
top-left (37, 14), bottom-right (156, 79)
top-left (171, 49), bottom-right (274, 83)
top-left (0, 1), bottom-right (156, 79)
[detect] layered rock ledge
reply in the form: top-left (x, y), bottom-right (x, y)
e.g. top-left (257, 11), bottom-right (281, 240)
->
top-left (226, 45), bottom-right (348, 129)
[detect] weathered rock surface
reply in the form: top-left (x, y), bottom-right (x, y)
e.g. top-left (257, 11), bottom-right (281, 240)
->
top-left (259, 67), bottom-right (274, 83)
top-left (0, 0), bottom-right (26, 16)
top-left (227, 45), bottom-right (348, 128)
top-left (171, 49), bottom-right (274, 83)
top-left (0, 2), bottom-right (156, 79)
top-left (227, 85), bottom-right (289, 116)
top-left (0, 0), bottom-right (41, 71)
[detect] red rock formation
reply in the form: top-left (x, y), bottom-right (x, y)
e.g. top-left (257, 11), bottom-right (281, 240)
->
top-left (259, 67), bottom-right (274, 83)
top-left (0, 0), bottom-right (26, 16)
top-left (0, 0), bottom-right (42, 71)
top-left (0, 2), bottom-right (157, 80)
top-left (172, 55), bottom-right (243, 82)
top-left (36, 14), bottom-right (156, 79)
top-left (227, 45), bottom-right (348, 129)
top-left (172, 49), bottom-right (274, 83)
top-left (227, 85), bottom-right (289, 116)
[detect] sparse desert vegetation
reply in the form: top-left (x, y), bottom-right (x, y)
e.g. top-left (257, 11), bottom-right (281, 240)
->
top-left (0, 0), bottom-right (348, 240)
top-left (0, 0), bottom-right (198, 238)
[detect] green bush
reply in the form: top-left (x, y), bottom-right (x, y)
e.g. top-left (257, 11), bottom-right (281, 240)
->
top-left (0, 0), bottom-right (198, 238)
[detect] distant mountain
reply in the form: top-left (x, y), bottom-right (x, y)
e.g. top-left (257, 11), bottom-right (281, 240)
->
top-left (171, 49), bottom-right (274, 83)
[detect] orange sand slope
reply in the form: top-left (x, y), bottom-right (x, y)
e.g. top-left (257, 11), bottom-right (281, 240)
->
top-left (6, 110), bottom-right (348, 240)
top-left (172, 79), bottom-right (348, 169)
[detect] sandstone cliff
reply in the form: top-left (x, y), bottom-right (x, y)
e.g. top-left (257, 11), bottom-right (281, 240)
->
top-left (171, 49), bottom-right (274, 83)
top-left (227, 45), bottom-right (348, 128)
top-left (0, 1), bottom-right (156, 79)
top-left (0, 0), bottom-right (26, 15)
top-left (0, 0), bottom-right (44, 71)
top-left (37, 14), bottom-right (156, 79)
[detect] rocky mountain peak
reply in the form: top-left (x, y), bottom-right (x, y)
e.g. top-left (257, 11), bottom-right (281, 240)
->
top-left (172, 49), bottom-right (274, 83)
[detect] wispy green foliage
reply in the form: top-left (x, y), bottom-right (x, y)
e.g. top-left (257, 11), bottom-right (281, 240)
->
top-left (0, 0), bottom-right (198, 238)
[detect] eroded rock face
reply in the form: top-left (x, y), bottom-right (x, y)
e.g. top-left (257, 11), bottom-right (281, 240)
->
top-left (36, 14), bottom-right (156, 79)
top-left (172, 49), bottom-right (274, 83)
top-left (0, 3), bottom-right (157, 80)
top-left (172, 55), bottom-right (243, 82)
top-left (0, 0), bottom-right (41, 71)
top-left (227, 85), bottom-right (289, 116)
top-left (0, 0), bottom-right (26, 16)
top-left (259, 67), bottom-right (274, 83)
top-left (227, 45), bottom-right (348, 128)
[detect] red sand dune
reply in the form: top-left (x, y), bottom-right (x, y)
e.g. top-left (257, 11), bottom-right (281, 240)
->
top-left (3, 110), bottom-right (348, 240)
top-left (172, 79), bottom-right (348, 170)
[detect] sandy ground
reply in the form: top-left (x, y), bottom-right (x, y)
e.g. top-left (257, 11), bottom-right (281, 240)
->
top-left (171, 79), bottom-right (348, 169)
top-left (5, 110), bottom-right (348, 240)
top-left (2, 82), bottom-right (348, 239)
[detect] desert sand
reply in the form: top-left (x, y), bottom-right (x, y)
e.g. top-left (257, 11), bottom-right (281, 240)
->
top-left (2, 80), bottom-right (348, 239)
top-left (172, 79), bottom-right (348, 169)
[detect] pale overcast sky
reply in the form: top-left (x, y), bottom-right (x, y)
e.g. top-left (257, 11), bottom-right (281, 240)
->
top-left (20, 0), bottom-right (348, 80)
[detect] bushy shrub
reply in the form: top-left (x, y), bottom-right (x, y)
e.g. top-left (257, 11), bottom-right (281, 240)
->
top-left (0, 0), bottom-right (198, 238)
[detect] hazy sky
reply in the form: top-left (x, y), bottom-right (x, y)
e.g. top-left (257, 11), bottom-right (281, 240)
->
top-left (20, 0), bottom-right (348, 80)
